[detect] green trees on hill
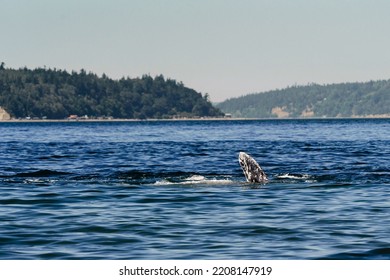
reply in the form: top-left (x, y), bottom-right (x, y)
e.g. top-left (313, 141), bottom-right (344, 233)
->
top-left (0, 65), bottom-right (223, 119)
top-left (216, 81), bottom-right (390, 118)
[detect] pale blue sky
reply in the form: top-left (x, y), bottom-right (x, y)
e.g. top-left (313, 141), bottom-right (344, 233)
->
top-left (2, 0), bottom-right (390, 101)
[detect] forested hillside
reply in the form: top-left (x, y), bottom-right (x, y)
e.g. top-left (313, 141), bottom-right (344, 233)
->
top-left (217, 81), bottom-right (390, 118)
top-left (0, 64), bottom-right (223, 119)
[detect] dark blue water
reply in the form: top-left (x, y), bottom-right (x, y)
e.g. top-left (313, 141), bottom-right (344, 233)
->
top-left (0, 119), bottom-right (389, 259)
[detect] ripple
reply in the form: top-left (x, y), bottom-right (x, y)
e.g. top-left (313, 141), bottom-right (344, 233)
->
top-left (1, 120), bottom-right (389, 259)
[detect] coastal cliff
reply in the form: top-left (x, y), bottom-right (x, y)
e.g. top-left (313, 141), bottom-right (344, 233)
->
top-left (0, 107), bottom-right (10, 120)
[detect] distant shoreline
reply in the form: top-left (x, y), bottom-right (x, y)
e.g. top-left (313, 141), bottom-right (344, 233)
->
top-left (1, 116), bottom-right (390, 123)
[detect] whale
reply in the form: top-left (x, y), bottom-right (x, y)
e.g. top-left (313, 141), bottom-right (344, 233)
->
top-left (238, 152), bottom-right (268, 183)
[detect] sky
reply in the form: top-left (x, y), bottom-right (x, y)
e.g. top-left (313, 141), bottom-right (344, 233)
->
top-left (2, 0), bottom-right (390, 102)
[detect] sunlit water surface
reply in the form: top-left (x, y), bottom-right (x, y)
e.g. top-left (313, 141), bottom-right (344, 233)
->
top-left (0, 119), bottom-right (389, 259)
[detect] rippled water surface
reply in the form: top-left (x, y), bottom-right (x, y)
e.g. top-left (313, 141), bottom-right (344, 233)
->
top-left (0, 119), bottom-right (389, 259)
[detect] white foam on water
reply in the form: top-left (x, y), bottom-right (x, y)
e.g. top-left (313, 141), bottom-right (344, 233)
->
top-left (24, 178), bottom-right (58, 184)
top-left (154, 175), bottom-right (233, 186)
top-left (153, 179), bottom-right (174, 185)
top-left (276, 173), bottom-right (311, 180)
top-left (184, 175), bottom-right (206, 181)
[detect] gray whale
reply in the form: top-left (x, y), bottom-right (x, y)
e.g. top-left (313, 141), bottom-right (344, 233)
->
top-left (238, 152), bottom-right (268, 183)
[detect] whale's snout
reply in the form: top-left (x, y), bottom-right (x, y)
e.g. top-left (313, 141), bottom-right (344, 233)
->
top-left (238, 151), bottom-right (267, 183)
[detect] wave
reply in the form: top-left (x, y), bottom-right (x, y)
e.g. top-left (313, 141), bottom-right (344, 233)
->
top-left (15, 169), bottom-right (72, 177)
top-left (38, 154), bottom-right (76, 160)
top-left (274, 173), bottom-right (318, 183)
top-left (321, 247), bottom-right (390, 260)
top-left (275, 173), bottom-right (312, 180)
top-left (2, 168), bottom-right (384, 187)
top-left (2, 169), bottom-right (234, 186)
top-left (0, 169), bottom-right (72, 178)
top-left (154, 175), bottom-right (234, 186)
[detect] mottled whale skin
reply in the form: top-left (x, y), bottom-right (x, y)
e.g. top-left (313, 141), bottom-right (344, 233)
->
top-left (238, 152), bottom-right (268, 183)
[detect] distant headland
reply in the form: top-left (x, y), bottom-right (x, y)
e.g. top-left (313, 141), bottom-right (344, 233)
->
top-left (2, 63), bottom-right (390, 120)
top-left (216, 80), bottom-right (390, 118)
top-left (0, 63), bottom-right (223, 120)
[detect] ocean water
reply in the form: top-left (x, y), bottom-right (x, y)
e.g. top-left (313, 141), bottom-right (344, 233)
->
top-left (0, 119), bottom-right (389, 260)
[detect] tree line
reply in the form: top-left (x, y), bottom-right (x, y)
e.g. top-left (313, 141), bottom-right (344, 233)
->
top-left (216, 81), bottom-right (390, 118)
top-left (0, 64), bottom-right (223, 119)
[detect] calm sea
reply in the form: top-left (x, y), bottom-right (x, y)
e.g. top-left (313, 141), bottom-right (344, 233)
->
top-left (0, 119), bottom-right (389, 259)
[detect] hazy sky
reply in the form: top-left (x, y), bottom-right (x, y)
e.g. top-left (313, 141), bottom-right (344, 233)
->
top-left (2, 0), bottom-right (390, 102)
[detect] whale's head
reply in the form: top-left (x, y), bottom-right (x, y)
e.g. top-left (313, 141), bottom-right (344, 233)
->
top-left (238, 151), bottom-right (268, 183)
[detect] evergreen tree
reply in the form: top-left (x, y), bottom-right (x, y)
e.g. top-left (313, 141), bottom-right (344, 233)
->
top-left (0, 66), bottom-right (224, 119)
top-left (217, 81), bottom-right (390, 118)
